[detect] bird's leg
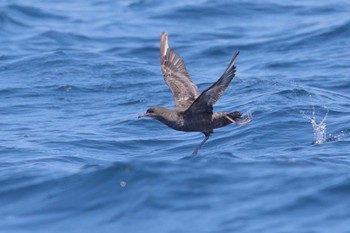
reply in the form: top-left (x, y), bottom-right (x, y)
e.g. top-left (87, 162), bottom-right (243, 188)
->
top-left (192, 134), bottom-right (210, 155)
top-left (225, 113), bottom-right (252, 125)
top-left (225, 115), bottom-right (237, 123)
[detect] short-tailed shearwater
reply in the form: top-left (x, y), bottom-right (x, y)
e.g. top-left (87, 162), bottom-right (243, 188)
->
top-left (139, 32), bottom-right (251, 155)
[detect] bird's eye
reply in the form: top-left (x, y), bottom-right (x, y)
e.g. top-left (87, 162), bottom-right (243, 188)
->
top-left (147, 109), bottom-right (154, 113)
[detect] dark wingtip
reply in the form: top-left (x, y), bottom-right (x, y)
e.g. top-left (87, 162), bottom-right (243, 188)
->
top-left (231, 50), bottom-right (240, 64)
top-left (223, 50), bottom-right (240, 75)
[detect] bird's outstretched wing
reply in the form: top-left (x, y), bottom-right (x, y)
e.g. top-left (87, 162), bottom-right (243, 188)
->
top-left (184, 51), bottom-right (240, 115)
top-left (160, 32), bottom-right (199, 111)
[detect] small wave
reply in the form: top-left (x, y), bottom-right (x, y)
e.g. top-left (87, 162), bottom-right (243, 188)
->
top-left (284, 19), bottom-right (350, 49)
top-left (0, 11), bottom-right (27, 26)
top-left (26, 30), bottom-right (94, 49)
top-left (276, 89), bottom-right (311, 97)
top-left (6, 4), bottom-right (67, 20)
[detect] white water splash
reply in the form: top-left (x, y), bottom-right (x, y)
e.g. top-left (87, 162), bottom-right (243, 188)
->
top-left (301, 109), bottom-right (328, 145)
top-left (328, 131), bottom-right (346, 142)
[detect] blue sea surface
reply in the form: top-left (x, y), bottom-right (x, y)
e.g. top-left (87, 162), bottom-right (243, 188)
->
top-left (1, 0), bottom-right (350, 232)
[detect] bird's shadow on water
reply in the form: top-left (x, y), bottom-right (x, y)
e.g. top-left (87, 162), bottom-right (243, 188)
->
top-left (178, 150), bottom-right (249, 163)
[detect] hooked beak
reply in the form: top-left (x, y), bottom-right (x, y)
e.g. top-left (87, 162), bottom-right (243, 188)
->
top-left (138, 113), bottom-right (151, 118)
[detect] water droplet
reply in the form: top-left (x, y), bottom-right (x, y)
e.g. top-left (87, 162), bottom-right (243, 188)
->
top-left (120, 181), bottom-right (127, 188)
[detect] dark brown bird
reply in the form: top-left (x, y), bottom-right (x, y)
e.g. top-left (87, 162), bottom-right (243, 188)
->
top-left (139, 32), bottom-right (251, 155)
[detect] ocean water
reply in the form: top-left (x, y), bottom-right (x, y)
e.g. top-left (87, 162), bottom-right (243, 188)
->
top-left (1, 0), bottom-right (350, 232)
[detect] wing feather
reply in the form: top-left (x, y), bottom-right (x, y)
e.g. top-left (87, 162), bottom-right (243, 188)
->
top-left (185, 51), bottom-right (240, 115)
top-left (160, 32), bottom-right (199, 111)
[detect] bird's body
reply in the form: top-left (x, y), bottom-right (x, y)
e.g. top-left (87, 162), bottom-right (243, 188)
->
top-left (139, 32), bottom-right (251, 155)
top-left (149, 106), bottom-right (242, 133)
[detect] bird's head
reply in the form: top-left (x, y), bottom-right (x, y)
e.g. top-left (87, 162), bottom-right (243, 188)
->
top-left (138, 106), bottom-right (167, 119)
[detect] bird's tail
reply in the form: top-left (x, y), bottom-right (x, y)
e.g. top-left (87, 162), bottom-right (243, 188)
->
top-left (228, 111), bottom-right (242, 120)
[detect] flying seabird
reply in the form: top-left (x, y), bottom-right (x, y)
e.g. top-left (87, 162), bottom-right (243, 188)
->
top-left (139, 32), bottom-right (251, 155)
